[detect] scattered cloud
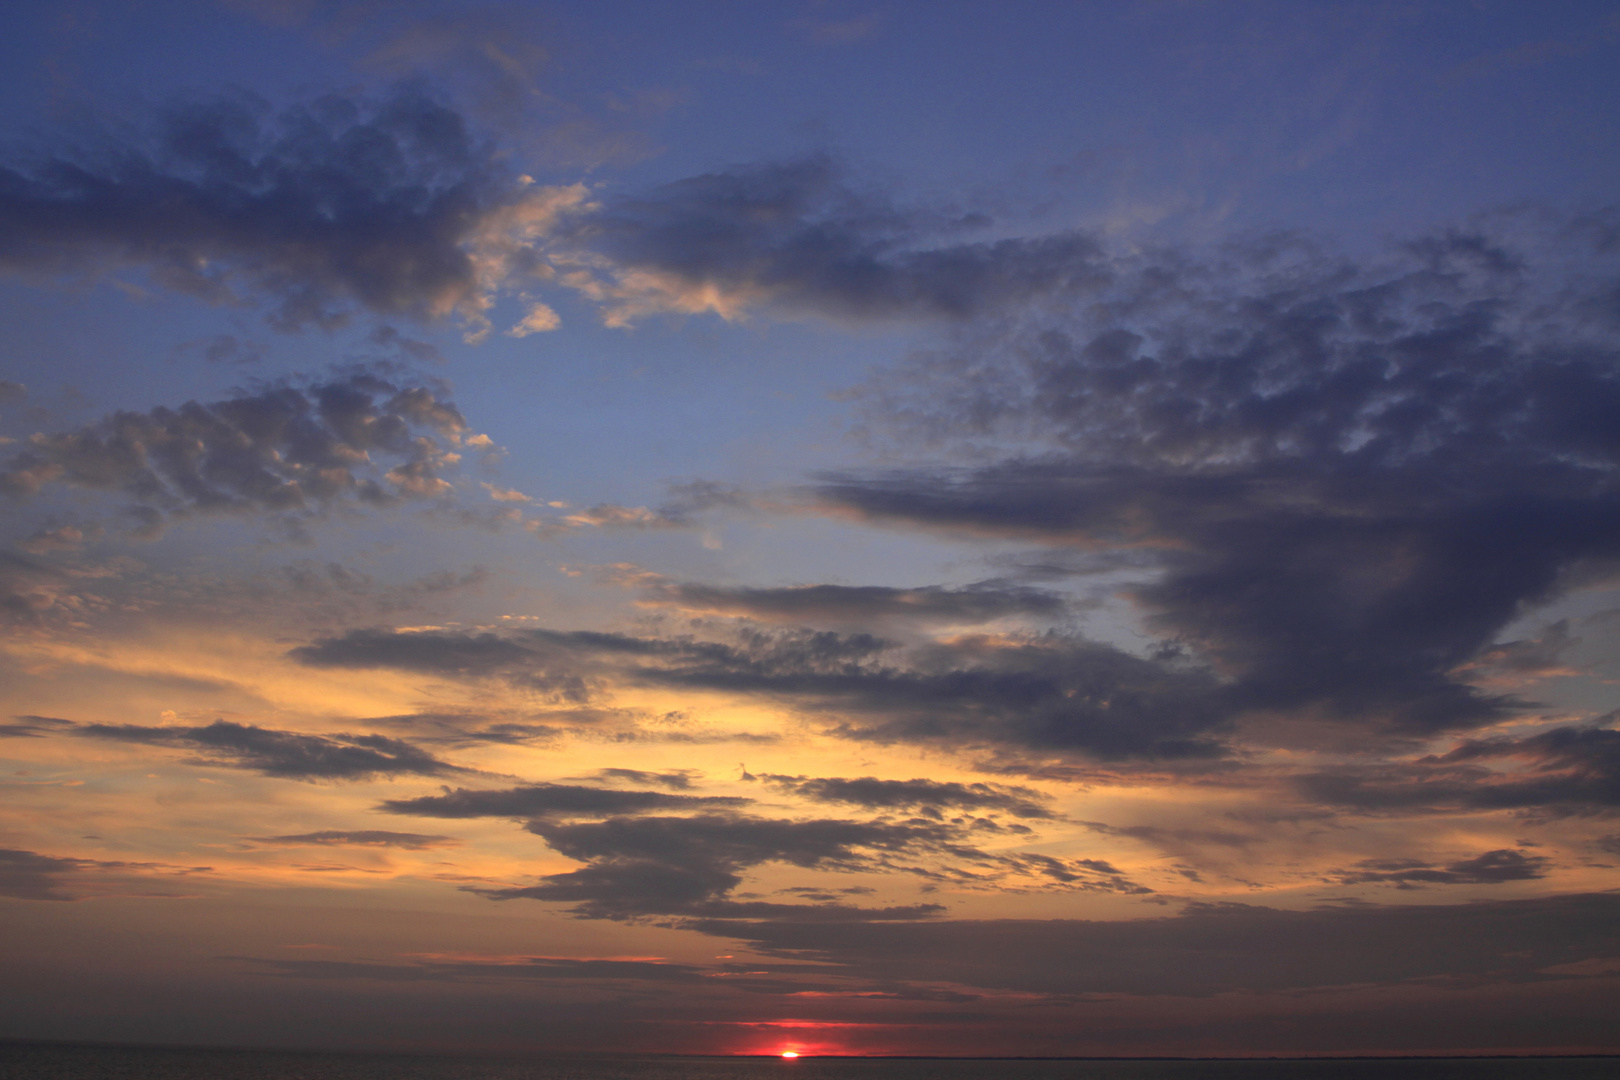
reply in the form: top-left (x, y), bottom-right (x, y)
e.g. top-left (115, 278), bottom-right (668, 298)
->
top-left (683, 892), bottom-right (1620, 997)
top-left (0, 373), bottom-right (472, 535)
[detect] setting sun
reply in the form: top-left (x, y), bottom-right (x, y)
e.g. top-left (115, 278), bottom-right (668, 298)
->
top-left (780, 1052), bottom-right (799, 1059)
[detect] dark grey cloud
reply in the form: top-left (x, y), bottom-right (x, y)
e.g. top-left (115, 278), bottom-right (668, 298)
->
top-left (247, 830), bottom-right (459, 849)
top-left (447, 809), bottom-right (1144, 920)
top-left (566, 155), bottom-right (1107, 324)
top-left (0, 89), bottom-right (545, 331)
top-left (756, 774), bottom-right (1055, 820)
top-left (470, 812), bottom-right (962, 920)
top-left (1081, 820), bottom-right (1258, 852)
top-left (0, 714), bottom-right (75, 738)
top-left (0, 848), bottom-right (209, 901)
top-left (824, 224), bottom-right (1620, 738)
top-left (685, 891), bottom-right (1620, 998)
top-left (379, 783), bottom-right (750, 819)
top-left (79, 720), bottom-right (466, 781)
top-left (0, 373), bottom-right (468, 534)
top-left (1298, 725), bottom-right (1620, 814)
top-left (291, 623), bottom-right (1232, 760)
top-left (642, 629), bottom-right (1232, 761)
top-left (1324, 848), bottom-right (1548, 888)
top-left (0, 848), bottom-right (101, 901)
top-left (637, 578), bottom-right (1067, 625)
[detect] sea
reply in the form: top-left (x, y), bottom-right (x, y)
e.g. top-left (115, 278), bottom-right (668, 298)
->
top-left (1, 1046), bottom-right (1616, 1080)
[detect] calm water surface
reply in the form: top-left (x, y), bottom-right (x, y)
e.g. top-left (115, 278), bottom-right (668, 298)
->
top-left (1, 1046), bottom-right (1614, 1080)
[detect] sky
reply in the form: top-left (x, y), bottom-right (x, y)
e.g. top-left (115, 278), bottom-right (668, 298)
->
top-left (3, 0), bottom-right (1620, 1060)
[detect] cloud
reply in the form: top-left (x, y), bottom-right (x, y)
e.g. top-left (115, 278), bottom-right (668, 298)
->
top-left (639, 629), bottom-right (1233, 760)
top-left (685, 892), bottom-right (1620, 997)
top-left (290, 624), bottom-right (1233, 760)
top-left (362, 711), bottom-right (567, 746)
top-left (634, 578), bottom-right (1067, 626)
top-left (246, 830), bottom-right (460, 849)
top-left (78, 720), bottom-right (467, 781)
top-left (0, 714), bottom-right (76, 738)
top-left (0, 552), bottom-right (63, 625)
top-left (0, 373), bottom-right (472, 534)
top-left (755, 774), bottom-right (1055, 820)
top-left (378, 783), bottom-right (751, 819)
top-left (467, 812), bottom-right (964, 920)
top-left (556, 156), bottom-right (1107, 326)
top-left (823, 222), bottom-right (1620, 738)
top-left (588, 768), bottom-right (698, 790)
top-left (235, 954), bottom-right (714, 984)
top-left (0, 849), bottom-right (102, 901)
top-left (1298, 725), bottom-right (1620, 814)
top-left (0, 848), bottom-right (210, 901)
top-left (291, 628), bottom-right (549, 675)
top-left (1323, 848), bottom-right (1549, 888)
top-left (18, 524), bottom-right (101, 554)
top-left (558, 504), bottom-right (686, 530)
top-left (415, 803), bottom-right (1146, 920)
top-left (0, 89), bottom-right (587, 334)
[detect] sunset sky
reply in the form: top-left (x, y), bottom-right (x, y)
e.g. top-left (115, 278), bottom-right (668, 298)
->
top-left (4, 0), bottom-right (1620, 1059)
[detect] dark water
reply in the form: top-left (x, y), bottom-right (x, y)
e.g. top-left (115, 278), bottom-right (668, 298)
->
top-left (0, 1046), bottom-right (1614, 1080)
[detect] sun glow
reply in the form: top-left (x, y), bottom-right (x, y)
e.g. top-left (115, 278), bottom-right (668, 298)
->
top-left (780, 1051), bottom-right (799, 1058)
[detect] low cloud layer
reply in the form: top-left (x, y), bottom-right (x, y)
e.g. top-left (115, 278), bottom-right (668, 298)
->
top-left (687, 891), bottom-right (1620, 997)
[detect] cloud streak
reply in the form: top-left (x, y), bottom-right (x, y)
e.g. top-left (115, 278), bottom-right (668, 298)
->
top-left (79, 720), bottom-right (467, 781)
